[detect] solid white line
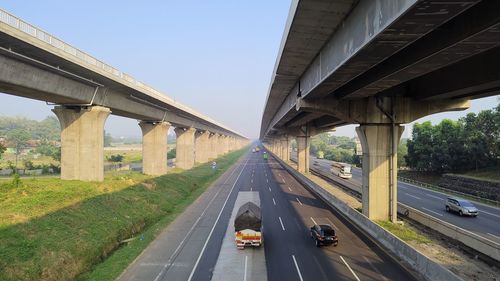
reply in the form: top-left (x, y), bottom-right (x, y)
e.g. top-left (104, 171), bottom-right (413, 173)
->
top-left (292, 255), bottom-right (304, 281)
top-left (296, 198), bottom-right (303, 206)
top-left (422, 207), bottom-right (443, 217)
top-left (480, 210), bottom-right (500, 218)
top-left (310, 217), bottom-right (318, 225)
top-left (426, 194), bottom-right (443, 200)
top-left (405, 193), bottom-right (421, 200)
top-left (153, 157), bottom-right (242, 281)
top-left (399, 185), bottom-right (408, 189)
top-left (279, 217), bottom-right (285, 231)
top-left (340, 256), bottom-right (361, 281)
top-left (273, 198), bottom-right (276, 205)
top-left (187, 157), bottom-right (249, 281)
top-left (244, 255), bottom-right (248, 281)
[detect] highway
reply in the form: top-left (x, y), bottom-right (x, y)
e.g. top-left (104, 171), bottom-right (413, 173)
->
top-left (300, 154), bottom-right (500, 245)
top-left (120, 149), bottom-right (415, 280)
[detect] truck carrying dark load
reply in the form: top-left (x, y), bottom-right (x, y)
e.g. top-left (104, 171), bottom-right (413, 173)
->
top-left (234, 194), bottom-right (262, 249)
top-left (234, 202), bottom-right (262, 232)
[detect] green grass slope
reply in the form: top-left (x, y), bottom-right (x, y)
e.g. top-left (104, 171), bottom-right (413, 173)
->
top-left (0, 148), bottom-right (247, 281)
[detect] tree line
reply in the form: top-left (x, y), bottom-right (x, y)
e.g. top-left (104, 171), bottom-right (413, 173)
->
top-left (406, 103), bottom-right (499, 172)
top-left (309, 134), bottom-right (360, 164)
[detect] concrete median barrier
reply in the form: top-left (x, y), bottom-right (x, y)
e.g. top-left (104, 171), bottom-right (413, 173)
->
top-left (271, 153), bottom-right (462, 281)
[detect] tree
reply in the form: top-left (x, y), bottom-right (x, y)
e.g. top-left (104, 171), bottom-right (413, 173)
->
top-left (406, 103), bottom-right (500, 173)
top-left (167, 148), bottom-right (176, 159)
top-left (104, 131), bottom-right (113, 147)
top-left (107, 154), bottom-right (124, 162)
top-left (398, 139), bottom-right (408, 167)
top-left (0, 143), bottom-right (5, 159)
top-left (406, 121), bottom-right (436, 171)
top-left (6, 128), bottom-right (30, 171)
top-left (35, 141), bottom-right (61, 161)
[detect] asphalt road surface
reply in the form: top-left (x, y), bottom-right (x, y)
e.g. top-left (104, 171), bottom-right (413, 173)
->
top-left (303, 155), bottom-right (500, 245)
top-left (120, 150), bottom-right (416, 280)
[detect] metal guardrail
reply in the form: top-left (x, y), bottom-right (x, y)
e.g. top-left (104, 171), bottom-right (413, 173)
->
top-left (0, 9), bottom-right (244, 137)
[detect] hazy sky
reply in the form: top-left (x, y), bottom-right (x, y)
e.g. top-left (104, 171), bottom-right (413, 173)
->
top-left (0, 1), bottom-right (498, 139)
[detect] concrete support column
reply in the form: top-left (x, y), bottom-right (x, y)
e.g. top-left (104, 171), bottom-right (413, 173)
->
top-left (216, 135), bottom-right (224, 156)
top-left (296, 136), bottom-right (310, 174)
top-left (222, 135), bottom-right (229, 154)
top-left (356, 125), bottom-right (404, 221)
top-left (195, 130), bottom-right (210, 163)
top-left (174, 127), bottom-right (196, 169)
top-left (281, 137), bottom-right (289, 162)
top-left (228, 137), bottom-right (234, 152)
top-left (52, 105), bottom-right (110, 181)
top-left (208, 133), bottom-right (219, 159)
top-left (139, 121), bottom-right (170, 176)
top-left (276, 139), bottom-right (283, 159)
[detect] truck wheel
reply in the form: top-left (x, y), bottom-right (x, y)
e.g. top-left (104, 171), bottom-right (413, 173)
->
top-left (315, 239), bottom-right (320, 247)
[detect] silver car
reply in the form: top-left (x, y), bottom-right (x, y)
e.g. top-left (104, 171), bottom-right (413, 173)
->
top-left (445, 197), bottom-right (478, 217)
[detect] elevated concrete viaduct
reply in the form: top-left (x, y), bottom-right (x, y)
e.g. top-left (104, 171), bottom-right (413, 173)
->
top-left (261, 0), bottom-right (500, 221)
top-left (0, 9), bottom-right (248, 181)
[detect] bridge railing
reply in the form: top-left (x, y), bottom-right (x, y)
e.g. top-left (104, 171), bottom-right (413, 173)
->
top-left (0, 9), bottom-right (241, 136)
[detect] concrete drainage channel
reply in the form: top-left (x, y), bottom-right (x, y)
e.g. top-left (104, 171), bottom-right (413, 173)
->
top-left (307, 162), bottom-right (500, 266)
top-left (272, 153), bottom-right (462, 281)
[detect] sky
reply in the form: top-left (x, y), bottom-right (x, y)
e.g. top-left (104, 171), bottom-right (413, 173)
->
top-left (0, 1), bottom-right (498, 140)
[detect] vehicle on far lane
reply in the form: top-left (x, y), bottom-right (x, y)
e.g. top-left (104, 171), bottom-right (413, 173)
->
top-left (445, 197), bottom-right (479, 217)
top-left (310, 224), bottom-right (338, 247)
top-left (330, 162), bottom-right (352, 179)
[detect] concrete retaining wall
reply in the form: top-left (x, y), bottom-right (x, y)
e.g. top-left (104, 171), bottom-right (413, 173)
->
top-left (398, 204), bottom-right (500, 263)
top-left (439, 174), bottom-right (500, 202)
top-left (272, 154), bottom-right (462, 281)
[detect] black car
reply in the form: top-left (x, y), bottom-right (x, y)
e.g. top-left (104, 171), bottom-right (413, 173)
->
top-left (310, 224), bottom-right (338, 247)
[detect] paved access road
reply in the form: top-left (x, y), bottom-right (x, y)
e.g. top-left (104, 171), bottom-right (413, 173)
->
top-left (120, 149), bottom-right (416, 281)
top-left (306, 155), bottom-right (500, 245)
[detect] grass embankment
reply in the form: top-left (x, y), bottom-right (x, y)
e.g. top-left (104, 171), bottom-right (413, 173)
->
top-left (0, 147), bottom-right (247, 281)
top-left (377, 221), bottom-right (431, 244)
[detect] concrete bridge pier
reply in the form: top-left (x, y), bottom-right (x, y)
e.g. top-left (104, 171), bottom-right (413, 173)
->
top-left (296, 136), bottom-right (310, 174)
top-left (174, 127), bottom-right (196, 170)
top-left (139, 121), bottom-right (170, 176)
top-left (227, 137), bottom-right (234, 152)
top-left (208, 133), bottom-right (219, 159)
top-left (281, 137), bottom-right (289, 162)
top-left (275, 139), bottom-right (283, 159)
top-left (52, 105), bottom-right (110, 181)
top-left (195, 130), bottom-right (210, 163)
top-left (216, 134), bottom-right (225, 156)
top-left (220, 135), bottom-right (229, 155)
top-left (352, 97), bottom-right (470, 221)
top-left (356, 125), bottom-right (404, 221)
